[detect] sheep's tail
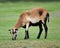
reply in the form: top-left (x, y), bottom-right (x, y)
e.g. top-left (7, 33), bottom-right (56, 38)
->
top-left (46, 13), bottom-right (49, 23)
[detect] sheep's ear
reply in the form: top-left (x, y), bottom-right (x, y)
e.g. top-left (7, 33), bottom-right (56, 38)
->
top-left (8, 29), bottom-right (11, 31)
top-left (15, 29), bottom-right (18, 31)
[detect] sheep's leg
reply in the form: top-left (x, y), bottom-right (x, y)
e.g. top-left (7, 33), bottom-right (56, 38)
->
top-left (43, 23), bottom-right (48, 39)
top-left (24, 23), bottom-right (29, 39)
top-left (24, 30), bottom-right (29, 39)
top-left (37, 22), bottom-right (43, 39)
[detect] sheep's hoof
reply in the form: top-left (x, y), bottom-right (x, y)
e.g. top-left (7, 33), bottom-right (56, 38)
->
top-left (24, 37), bottom-right (29, 39)
top-left (37, 37), bottom-right (40, 39)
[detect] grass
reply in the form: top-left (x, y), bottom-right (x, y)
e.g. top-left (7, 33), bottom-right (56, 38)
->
top-left (0, 1), bottom-right (60, 48)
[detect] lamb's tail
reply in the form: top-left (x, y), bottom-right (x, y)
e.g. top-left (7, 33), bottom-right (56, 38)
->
top-left (46, 13), bottom-right (49, 23)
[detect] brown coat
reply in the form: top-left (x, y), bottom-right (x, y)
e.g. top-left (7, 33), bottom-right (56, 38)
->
top-left (13, 8), bottom-right (48, 29)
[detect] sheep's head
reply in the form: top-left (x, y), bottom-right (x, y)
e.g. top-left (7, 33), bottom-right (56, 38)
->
top-left (9, 29), bottom-right (18, 40)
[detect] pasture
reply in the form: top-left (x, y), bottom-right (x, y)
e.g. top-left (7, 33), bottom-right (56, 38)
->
top-left (0, 1), bottom-right (60, 48)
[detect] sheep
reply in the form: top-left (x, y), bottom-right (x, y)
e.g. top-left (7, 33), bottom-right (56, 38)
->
top-left (9, 8), bottom-right (49, 40)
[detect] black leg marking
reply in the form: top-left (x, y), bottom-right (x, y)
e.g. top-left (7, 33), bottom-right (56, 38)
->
top-left (43, 23), bottom-right (48, 39)
top-left (24, 30), bottom-right (29, 39)
top-left (37, 22), bottom-right (43, 39)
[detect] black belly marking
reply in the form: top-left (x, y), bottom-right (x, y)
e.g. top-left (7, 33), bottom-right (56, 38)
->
top-left (22, 20), bottom-right (42, 28)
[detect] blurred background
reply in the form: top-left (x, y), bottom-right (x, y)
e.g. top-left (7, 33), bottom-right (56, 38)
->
top-left (0, 0), bottom-right (60, 2)
top-left (0, 0), bottom-right (60, 48)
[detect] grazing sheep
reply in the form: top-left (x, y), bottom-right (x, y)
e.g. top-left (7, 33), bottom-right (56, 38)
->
top-left (9, 8), bottom-right (49, 40)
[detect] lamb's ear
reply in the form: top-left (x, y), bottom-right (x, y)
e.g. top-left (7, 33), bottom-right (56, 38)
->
top-left (8, 29), bottom-right (11, 31)
top-left (15, 29), bottom-right (18, 31)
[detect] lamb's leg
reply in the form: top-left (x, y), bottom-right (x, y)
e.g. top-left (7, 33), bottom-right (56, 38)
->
top-left (37, 22), bottom-right (43, 39)
top-left (24, 23), bottom-right (29, 39)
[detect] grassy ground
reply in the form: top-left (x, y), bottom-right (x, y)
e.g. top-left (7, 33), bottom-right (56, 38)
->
top-left (0, 1), bottom-right (60, 48)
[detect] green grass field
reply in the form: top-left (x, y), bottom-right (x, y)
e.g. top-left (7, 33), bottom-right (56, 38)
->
top-left (0, 1), bottom-right (60, 48)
